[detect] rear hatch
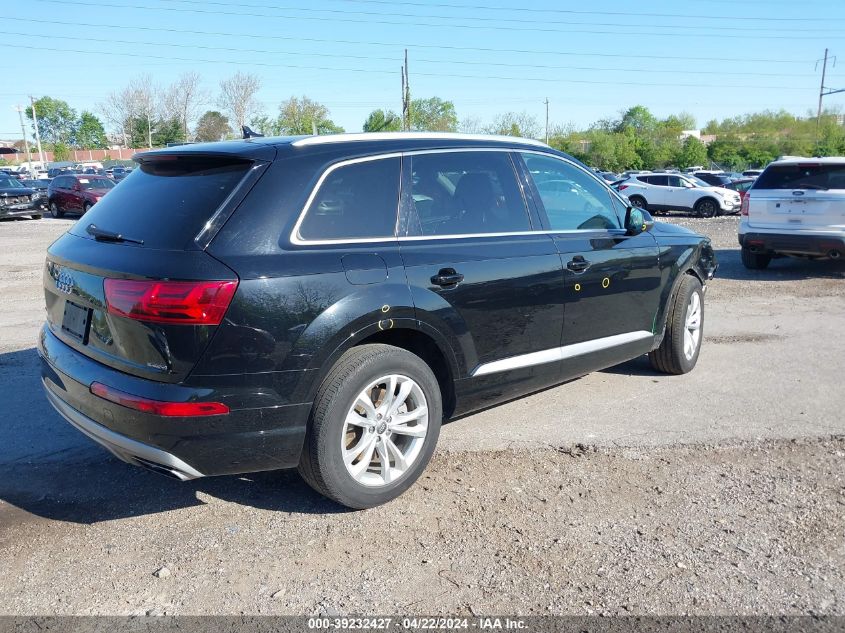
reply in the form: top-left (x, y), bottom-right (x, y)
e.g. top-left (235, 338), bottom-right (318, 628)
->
top-left (43, 151), bottom-right (269, 383)
top-left (748, 162), bottom-right (845, 231)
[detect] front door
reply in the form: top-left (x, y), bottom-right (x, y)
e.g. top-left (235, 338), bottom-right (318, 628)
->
top-left (518, 152), bottom-right (663, 378)
top-left (399, 150), bottom-right (565, 410)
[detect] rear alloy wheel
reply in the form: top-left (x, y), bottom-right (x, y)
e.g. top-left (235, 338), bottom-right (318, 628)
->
top-left (649, 275), bottom-right (704, 375)
top-left (741, 247), bottom-right (771, 270)
top-left (628, 196), bottom-right (646, 210)
top-left (49, 201), bottom-right (64, 219)
top-left (695, 198), bottom-right (717, 218)
top-left (298, 344), bottom-right (442, 509)
top-left (83, 202), bottom-right (92, 214)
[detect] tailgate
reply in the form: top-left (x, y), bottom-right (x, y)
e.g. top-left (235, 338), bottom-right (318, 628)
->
top-left (749, 163), bottom-right (845, 230)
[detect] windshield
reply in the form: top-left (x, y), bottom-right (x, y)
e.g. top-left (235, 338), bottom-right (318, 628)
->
top-left (0, 177), bottom-right (25, 189)
top-left (78, 177), bottom-right (115, 190)
top-left (754, 164), bottom-right (845, 190)
top-left (687, 176), bottom-right (711, 187)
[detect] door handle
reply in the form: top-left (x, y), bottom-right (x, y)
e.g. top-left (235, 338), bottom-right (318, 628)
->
top-left (567, 257), bottom-right (591, 272)
top-left (431, 268), bottom-right (464, 287)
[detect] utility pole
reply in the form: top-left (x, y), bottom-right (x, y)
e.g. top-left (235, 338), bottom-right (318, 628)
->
top-left (544, 97), bottom-right (550, 144)
top-left (29, 95), bottom-right (45, 167)
top-left (816, 49), bottom-right (845, 132)
top-left (402, 49), bottom-right (411, 132)
top-left (13, 105), bottom-right (34, 177)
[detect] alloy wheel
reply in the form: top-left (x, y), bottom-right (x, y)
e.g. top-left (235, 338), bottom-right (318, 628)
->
top-left (683, 291), bottom-right (702, 360)
top-left (341, 374), bottom-right (429, 487)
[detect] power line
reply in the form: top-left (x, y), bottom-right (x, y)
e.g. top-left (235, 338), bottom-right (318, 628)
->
top-left (0, 16), bottom-right (807, 65)
top-left (330, 0), bottom-right (842, 22)
top-left (0, 17), bottom-right (815, 65)
top-left (0, 42), bottom-right (818, 91)
top-left (141, 0), bottom-right (841, 33)
top-left (0, 30), bottom-right (816, 79)
top-left (26, 0), bottom-right (845, 40)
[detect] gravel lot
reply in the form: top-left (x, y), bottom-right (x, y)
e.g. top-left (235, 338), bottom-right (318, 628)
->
top-left (0, 214), bottom-right (843, 616)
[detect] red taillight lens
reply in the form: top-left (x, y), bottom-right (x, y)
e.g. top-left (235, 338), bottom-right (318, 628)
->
top-left (740, 196), bottom-right (750, 216)
top-left (90, 382), bottom-right (229, 417)
top-left (104, 279), bottom-right (238, 325)
top-left (618, 184), bottom-right (629, 191)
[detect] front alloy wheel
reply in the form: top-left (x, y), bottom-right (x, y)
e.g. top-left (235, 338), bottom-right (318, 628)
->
top-left (683, 291), bottom-right (702, 361)
top-left (649, 275), bottom-right (704, 375)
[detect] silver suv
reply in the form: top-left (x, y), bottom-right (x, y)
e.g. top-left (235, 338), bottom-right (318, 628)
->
top-left (617, 173), bottom-right (741, 217)
top-left (739, 157), bottom-right (845, 269)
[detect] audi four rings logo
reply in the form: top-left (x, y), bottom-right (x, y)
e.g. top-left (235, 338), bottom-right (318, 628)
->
top-left (56, 270), bottom-right (75, 295)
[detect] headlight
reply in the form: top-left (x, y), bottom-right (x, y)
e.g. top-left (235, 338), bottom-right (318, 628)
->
top-left (31, 192), bottom-right (43, 200)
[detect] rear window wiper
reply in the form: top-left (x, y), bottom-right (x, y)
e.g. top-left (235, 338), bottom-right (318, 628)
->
top-left (86, 224), bottom-right (145, 245)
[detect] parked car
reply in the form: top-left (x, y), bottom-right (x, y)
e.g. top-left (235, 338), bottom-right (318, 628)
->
top-left (692, 171), bottom-right (734, 188)
top-left (111, 166), bottom-right (130, 181)
top-left (742, 169), bottom-right (763, 178)
top-left (47, 174), bottom-right (115, 218)
top-left (616, 172), bottom-right (741, 216)
top-left (723, 178), bottom-right (755, 202)
top-left (598, 170), bottom-right (620, 183)
top-left (20, 179), bottom-right (50, 194)
top-left (0, 175), bottom-right (45, 219)
top-left (739, 157), bottom-right (845, 269)
top-left (39, 133), bottom-right (717, 509)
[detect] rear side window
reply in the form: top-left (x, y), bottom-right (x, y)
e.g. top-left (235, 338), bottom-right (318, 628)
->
top-left (407, 151), bottom-right (530, 236)
top-left (69, 156), bottom-right (252, 250)
top-left (298, 157), bottom-right (400, 241)
top-left (755, 164), bottom-right (845, 190)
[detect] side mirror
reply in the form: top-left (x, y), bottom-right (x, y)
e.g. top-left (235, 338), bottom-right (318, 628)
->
top-left (625, 206), bottom-right (652, 235)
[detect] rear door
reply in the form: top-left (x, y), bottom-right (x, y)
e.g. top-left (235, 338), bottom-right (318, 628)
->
top-left (749, 162), bottom-right (845, 231)
top-left (645, 175), bottom-right (668, 208)
top-left (399, 149), bottom-right (565, 388)
top-left (518, 152), bottom-right (662, 377)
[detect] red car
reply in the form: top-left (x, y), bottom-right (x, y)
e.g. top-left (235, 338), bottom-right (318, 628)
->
top-left (724, 178), bottom-right (755, 203)
top-left (48, 174), bottom-right (115, 218)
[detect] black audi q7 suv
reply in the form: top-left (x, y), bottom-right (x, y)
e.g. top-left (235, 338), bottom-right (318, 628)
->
top-left (39, 133), bottom-right (717, 508)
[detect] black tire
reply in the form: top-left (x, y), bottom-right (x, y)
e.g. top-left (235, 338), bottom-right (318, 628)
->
top-left (628, 195), bottom-right (647, 210)
top-left (695, 198), bottom-right (718, 218)
top-left (83, 202), bottom-right (92, 214)
top-left (298, 343), bottom-right (443, 509)
top-left (49, 201), bottom-right (64, 218)
top-left (649, 275), bottom-right (704, 375)
top-left (740, 247), bottom-right (771, 269)
top-left (30, 214), bottom-right (42, 220)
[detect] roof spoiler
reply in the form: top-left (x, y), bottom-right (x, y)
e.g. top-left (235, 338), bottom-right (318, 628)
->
top-left (242, 125), bottom-right (264, 139)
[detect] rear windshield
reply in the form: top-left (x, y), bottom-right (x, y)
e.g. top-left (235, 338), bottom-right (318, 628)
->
top-left (70, 156), bottom-right (252, 250)
top-left (754, 164), bottom-right (845, 190)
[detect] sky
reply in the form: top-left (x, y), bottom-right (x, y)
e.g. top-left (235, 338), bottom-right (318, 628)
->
top-left (1, 0), bottom-right (844, 141)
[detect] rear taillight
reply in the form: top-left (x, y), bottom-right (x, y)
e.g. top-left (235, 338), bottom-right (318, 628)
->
top-left (104, 279), bottom-right (238, 325)
top-left (740, 196), bottom-right (750, 216)
top-left (90, 382), bottom-right (229, 416)
top-left (618, 184), bottom-right (629, 191)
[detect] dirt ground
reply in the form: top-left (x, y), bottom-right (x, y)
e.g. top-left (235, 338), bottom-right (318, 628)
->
top-left (0, 214), bottom-right (843, 616)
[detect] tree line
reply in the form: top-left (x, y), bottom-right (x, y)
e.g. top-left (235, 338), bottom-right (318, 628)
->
top-left (17, 73), bottom-right (845, 171)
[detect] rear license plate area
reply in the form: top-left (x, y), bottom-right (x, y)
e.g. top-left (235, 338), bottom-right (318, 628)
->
top-left (62, 301), bottom-right (91, 343)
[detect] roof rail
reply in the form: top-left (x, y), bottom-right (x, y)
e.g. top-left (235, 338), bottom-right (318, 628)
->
top-left (290, 132), bottom-right (549, 148)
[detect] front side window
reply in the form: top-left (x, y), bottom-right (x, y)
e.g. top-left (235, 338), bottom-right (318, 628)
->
top-left (407, 151), bottom-right (531, 236)
top-left (521, 153), bottom-right (622, 231)
top-left (298, 157), bottom-right (400, 241)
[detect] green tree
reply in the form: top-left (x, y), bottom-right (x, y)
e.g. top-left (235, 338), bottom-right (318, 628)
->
top-left (363, 109), bottom-right (401, 132)
top-left (73, 111), bottom-right (108, 149)
top-left (675, 136), bottom-right (708, 168)
top-left (410, 97), bottom-right (458, 132)
top-left (53, 142), bottom-right (71, 162)
top-left (276, 96), bottom-right (343, 135)
top-left (486, 111), bottom-right (541, 138)
top-left (25, 96), bottom-right (76, 149)
top-left (195, 110), bottom-right (231, 141)
top-left (153, 117), bottom-right (184, 146)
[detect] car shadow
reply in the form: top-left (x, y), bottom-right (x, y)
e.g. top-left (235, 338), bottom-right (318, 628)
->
top-left (714, 248), bottom-right (845, 281)
top-left (0, 348), bottom-right (348, 525)
top-left (600, 355), bottom-right (662, 377)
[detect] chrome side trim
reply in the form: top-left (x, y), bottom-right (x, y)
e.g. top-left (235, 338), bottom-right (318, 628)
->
top-left (42, 381), bottom-right (205, 480)
top-left (471, 331), bottom-right (654, 377)
top-left (291, 132), bottom-right (549, 148)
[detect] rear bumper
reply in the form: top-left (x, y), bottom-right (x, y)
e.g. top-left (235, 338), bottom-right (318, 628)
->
top-left (38, 325), bottom-right (312, 477)
top-left (738, 231), bottom-right (845, 257)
